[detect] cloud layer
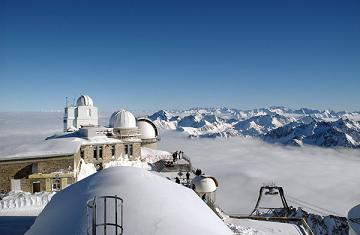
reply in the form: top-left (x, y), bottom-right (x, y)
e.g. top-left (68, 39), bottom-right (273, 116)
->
top-left (159, 131), bottom-right (360, 216)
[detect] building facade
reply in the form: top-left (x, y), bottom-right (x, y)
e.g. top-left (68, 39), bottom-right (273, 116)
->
top-left (0, 95), bottom-right (159, 194)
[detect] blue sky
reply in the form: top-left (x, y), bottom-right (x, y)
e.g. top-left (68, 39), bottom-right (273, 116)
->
top-left (1, 0), bottom-right (359, 111)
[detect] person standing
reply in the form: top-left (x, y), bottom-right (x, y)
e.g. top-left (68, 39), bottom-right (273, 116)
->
top-left (175, 177), bottom-right (180, 184)
top-left (186, 172), bottom-right (190, 182)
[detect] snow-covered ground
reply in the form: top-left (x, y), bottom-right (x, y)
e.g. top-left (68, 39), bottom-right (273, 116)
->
top-left (228, 219), bottom-right (302, 235)
top-left (0, 191), bottom-right (55, 216)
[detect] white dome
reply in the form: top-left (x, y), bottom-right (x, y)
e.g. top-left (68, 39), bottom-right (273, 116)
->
top-left (192, 175), bottom-right (218, 193)
top-left (137, 119), bottom-right (157, 139)
top-left (110, 109), bottom-right (137, 129)
top-left (76, 95), bottom-right (94, 106)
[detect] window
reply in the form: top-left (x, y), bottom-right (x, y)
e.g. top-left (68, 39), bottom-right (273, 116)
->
top-left (32, 181), bottom-right (40, 193)
top-left (99, 146), bottom-right (103, 159)
top-left (80, 149), bottom-right (85, 159)
top-left (125, 144), bottom-right (133, 156)
top-left (111, 145), bottom-right (115, 156)
top-left (93, 147), bottom-right (98, 159)
top-left (52, 178), bottom-right (61, 191)
top-left (88, 109), bottom-right (91, 117)
top-left (32, 163), bottom-right (38, 174)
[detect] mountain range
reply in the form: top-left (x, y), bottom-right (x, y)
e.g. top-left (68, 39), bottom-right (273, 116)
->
top-left (147, 107), bottom-right (360, 148)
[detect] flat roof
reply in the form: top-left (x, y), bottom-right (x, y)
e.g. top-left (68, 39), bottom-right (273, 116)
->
top-left (0, 135), bottom-right (124, 162)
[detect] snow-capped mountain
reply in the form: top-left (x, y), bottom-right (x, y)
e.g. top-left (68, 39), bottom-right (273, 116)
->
top-left (264, 118), bottom-right (360, 148)
top-left (233, 114), bottom-right (294, 136)
top-left (147, 107), bottom-right (360, 148)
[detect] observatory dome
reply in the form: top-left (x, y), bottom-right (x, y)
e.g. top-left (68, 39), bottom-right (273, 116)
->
top-left (110, 109), bottom-right (137, 129)
top-left (348, 204), bottom-right (360, 235)
top-left (137, 118), bottom-right (158, 139)
top-left (192, 175), bottom-right (218, 193)
top-left (76, 95), bottom-right (94, 106)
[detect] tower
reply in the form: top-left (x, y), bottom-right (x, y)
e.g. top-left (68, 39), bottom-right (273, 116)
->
top-left (63, 95), bottom-right (98, 132)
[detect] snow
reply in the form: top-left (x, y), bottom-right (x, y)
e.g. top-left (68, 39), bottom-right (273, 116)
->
top-left (228, 218), bottom-right (302, 235)
top-left (0, 191), bottom-right (55, 216)
top-left (140, 146), bottom-right (172, 163)
top-left (26, 167), bottom-right (234, 235)
top-left (1, 111), bottom-right (359, 234)
top-left (0, 216), bottom-right (37, 235)
top-left (159, 130), bottom-right (360, 216)
top-left (77, 156), bottom-right (152, 181)
top-left (76, 159), bottom-right (97, 181)
top-left (0, 137), bottom-right (83, 161)
top-left (104, 157), bottom-right (151, 170)
top-left (0, 135), bottom-right (124, 161)
top-left (148, 108), bottom-right (360, 148)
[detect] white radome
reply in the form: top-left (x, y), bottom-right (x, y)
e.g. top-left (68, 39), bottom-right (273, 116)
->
top-left (348, 204), bottom-right (360, 235)
top-left (76, 95), bottom-right (94, 107)
top-left (192, 175), bottom-right (218, 193)
top-left (110, 109), bottom-right (137, 129)
top-left (137, 119), bottom-right (157, 139)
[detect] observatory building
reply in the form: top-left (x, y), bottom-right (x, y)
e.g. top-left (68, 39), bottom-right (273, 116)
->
top-left (0, 95), bottom-right (160, 194)
top-left (63, 95), bottom-right (98, 132)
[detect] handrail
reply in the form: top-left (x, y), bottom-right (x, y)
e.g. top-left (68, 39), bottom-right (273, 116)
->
top-left (87, 195), bottom-right (124, 235)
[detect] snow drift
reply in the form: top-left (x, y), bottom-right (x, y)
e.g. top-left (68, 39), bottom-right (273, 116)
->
top-left (26, 167), bottom-right (233, 235)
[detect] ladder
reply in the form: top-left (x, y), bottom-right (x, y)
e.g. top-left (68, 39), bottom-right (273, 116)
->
top-left (87, 195), bottom-right (124, 235)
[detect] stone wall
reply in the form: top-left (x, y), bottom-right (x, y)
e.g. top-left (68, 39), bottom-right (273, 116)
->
top-left (113, 128), bottom-right (140, 139)
top-left (0, 156), bottom-right (74, 193)
top-left (81, 142), bottom-right (141, 164)
top-left (0, 162), bottom-right (33, 193)
top-left (131, 142), bottom-right (141, 160)
top-left (0, 141), bottom-right (142, 193)
top-left (38, 158), bottom-right (73, 174)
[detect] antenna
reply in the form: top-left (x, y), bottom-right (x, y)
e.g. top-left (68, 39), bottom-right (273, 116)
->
top-left (65, 96), bottom-right (69, 107)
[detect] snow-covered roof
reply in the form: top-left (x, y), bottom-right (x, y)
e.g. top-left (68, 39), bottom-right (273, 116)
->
top-left (26, 167), bottom-right (233, 235)
top-left (0, 135), bottom-right (122, 162)
top-left (76, 95), bottom-right (94, 107)
top-left (109, 109), bottom-right (137, 129)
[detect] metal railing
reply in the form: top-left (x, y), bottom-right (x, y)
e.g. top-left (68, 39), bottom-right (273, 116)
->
top-left (87, 195), bottom-right (124, 235)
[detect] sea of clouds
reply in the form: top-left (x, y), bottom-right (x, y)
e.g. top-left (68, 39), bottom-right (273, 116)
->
top-left (1, 112), bottom-right (359, 217)
top-left (159, 131), bottom-right (360, 216)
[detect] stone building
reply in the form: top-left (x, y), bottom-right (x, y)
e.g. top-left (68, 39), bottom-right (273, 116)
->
top-left (0, 95), bottom-right (159, 193)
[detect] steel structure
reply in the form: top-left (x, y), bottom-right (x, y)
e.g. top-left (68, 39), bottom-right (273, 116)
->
top-left (250, 184), bottom-right (290, 217)
top-left (87, 195), bottom-right (123, 235)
